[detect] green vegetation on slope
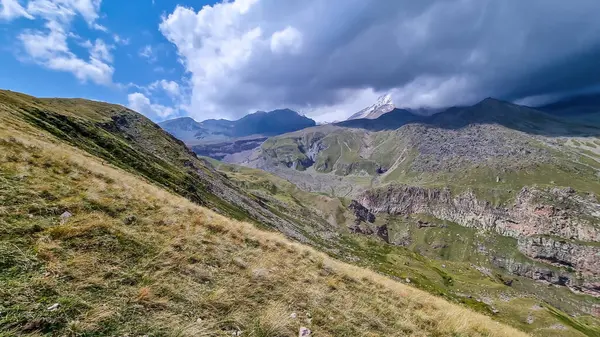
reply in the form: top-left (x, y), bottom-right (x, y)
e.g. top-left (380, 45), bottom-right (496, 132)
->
top-left (0, 108), bottom-right (528, 337)
top-left (0, 90), bottom-right (321, 235)
top-left (210, 160), bottom-right (600, 337)
top-left (2, 90), bottom-right (599, 336)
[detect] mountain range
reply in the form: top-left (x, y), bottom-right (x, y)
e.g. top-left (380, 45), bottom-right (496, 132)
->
top-left (159, 109), bottom-right (316, 161)
top-left (4, 89), bottom-right (519, 336)
top-left (159, 108), bottom-right (316, 143)
top-left (230, 96), bottom-right (600, 321)
top-left (2, 88), bottom-right (600, 336)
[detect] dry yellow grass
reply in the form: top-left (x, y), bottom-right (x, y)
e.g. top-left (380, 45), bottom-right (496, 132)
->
top-left (0, 113), bottom-right (530, 336)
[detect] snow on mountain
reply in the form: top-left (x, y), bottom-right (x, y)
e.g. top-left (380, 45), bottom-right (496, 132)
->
top-left (346, 94), bottom-right (395, 120)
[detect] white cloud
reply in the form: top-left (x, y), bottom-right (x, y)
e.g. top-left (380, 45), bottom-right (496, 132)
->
top-left (47, 55), bottom-right (113, 84)
top-left (270, 26), bottom-right (302, 55)
top-left (302, 88), bottom-right (381, 123)
top-left (128, 92), bottom-right (176, 119)
top-left (113, 34), bottom-right (130, 45)
top-left (20, 22), bottom-right (70, 59)
top-left (18, 27), bottom-right (114, 85)
top-left (19, 28), bottom-right (113, 85)
top-left (13, 0), bottom-right (114, 86)
top-left (139, 44), bottom-right (156, 62)
top-left (26, 0), bottom-right (102, 27)
top-left (149, 79), bottom-right (180, 99)
top-left (92, 22), bottom-right (107, 32)
top-left (0, 0), bottom-right (33, 20)
top-left (89, 38), bottom-right (113, 62)
top-left (160, 1), bottom-right (264, 120)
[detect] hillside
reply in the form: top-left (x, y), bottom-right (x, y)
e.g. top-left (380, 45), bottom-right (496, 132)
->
top-left (1, 90), bottom-right (599, 336)
top-left (0, 90), bottom-right (341, 246)
top-left (0, 103), bottom-right (535, 336)
top-left (228, 97), bottom-right (600, 335)
top-left (0, 92), bottom-right (538, 336)
top-left (210, 161), bottom-right (600, 335)
top-left (244, 98), bottom-right (600, 193)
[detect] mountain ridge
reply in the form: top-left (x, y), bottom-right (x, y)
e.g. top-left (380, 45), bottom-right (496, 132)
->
top-left (159, 108), bottom-right (316, 143)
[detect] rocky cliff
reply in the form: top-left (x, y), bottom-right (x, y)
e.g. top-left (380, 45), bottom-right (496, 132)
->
top-left (353, 185), bottom-right (600, 295)
top-left (357, 186), bottom-right (600, 242)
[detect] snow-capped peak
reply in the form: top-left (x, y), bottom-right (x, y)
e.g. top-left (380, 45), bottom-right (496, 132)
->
top-left (376, 93), bottom-right (393, 106)
top-left (347, 93), bottom-right (396, 120)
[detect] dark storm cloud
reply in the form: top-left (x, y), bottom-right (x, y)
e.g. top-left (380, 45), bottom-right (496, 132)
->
top-left (160, 0), bottom-right (600, 120)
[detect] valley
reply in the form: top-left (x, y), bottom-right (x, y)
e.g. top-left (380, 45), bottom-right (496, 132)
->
top-left (1, 95), bottom-right (526, 336)
top-left (208, 96), bottom-right (600, 335)
top-left (3, 1), bottom-right (600, 336)
top-left (1, 89), bottom-right (600, 336)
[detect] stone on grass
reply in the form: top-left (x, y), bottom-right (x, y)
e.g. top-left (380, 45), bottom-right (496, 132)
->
top-left (299, 327), bottom-right (311, 336)
top-left (251, 268), bottom-right (269, 280)
top-left (123, 215), bottom-right (137, 225)
top-left (526, 314), bottom-right (534, 324)
top-left (232, 257), bottom-right (248, 269)
top-left (59, 211), bottom-right (72, 224)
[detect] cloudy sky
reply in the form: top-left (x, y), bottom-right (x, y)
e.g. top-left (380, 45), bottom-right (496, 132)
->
top-left (1, 0), bottom-right (600, 122)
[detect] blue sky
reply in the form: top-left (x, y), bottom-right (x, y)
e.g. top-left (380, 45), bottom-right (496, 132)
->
top-left (0, 0), bottom-right (211, 121)
top-left (2, 0), bottom-right (600, 123)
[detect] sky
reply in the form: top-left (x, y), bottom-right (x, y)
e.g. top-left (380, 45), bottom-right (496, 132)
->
top-left (1, 0), bottom-right (600, 123)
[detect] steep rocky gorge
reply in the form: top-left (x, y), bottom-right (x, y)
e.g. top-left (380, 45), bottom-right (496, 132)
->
top-left (352, 185), bottom-right (600, 295)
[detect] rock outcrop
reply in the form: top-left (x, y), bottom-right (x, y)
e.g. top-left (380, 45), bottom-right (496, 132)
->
top-left (352, 185), bottom-right (600, 295)
top-left (356, 185), bottom-right (600, 242)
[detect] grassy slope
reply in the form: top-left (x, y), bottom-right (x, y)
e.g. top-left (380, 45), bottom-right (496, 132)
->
top-left (0, 101), bottom-right (529, 337)
top-left (209, 161), bottom-right (600, 337)
top-left (260, 121), bottom-right (600, 209)
top-left (0, 90), bottom-right (322, 242)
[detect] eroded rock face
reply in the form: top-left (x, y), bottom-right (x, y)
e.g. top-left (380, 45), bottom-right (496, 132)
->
top-left (517, 236), bottom-right (600, 274)
top-left (349, 200), bottom-right (375, 224)
top-left (348, 200), bottom-right (376, 234)
top-left (356, 186), bottom-right (600, 242)
top-left (352, 185), bottom-right (600, 295)
top-left (490, 256), bottom-right (571, 286)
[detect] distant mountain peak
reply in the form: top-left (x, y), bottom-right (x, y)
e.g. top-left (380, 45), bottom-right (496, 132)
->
top-left (269, 108), bottom-right (301, 115)
top-left (347, 93), bottom-right (396, 120)
top-left (479, 97), bottom-right (506, 105)
top-left (159, 108), bottom-right (316, 143)
top-left (160, 116), bottom-right (196, 123)
top-left (158, 116), bottom-right (202, 130)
